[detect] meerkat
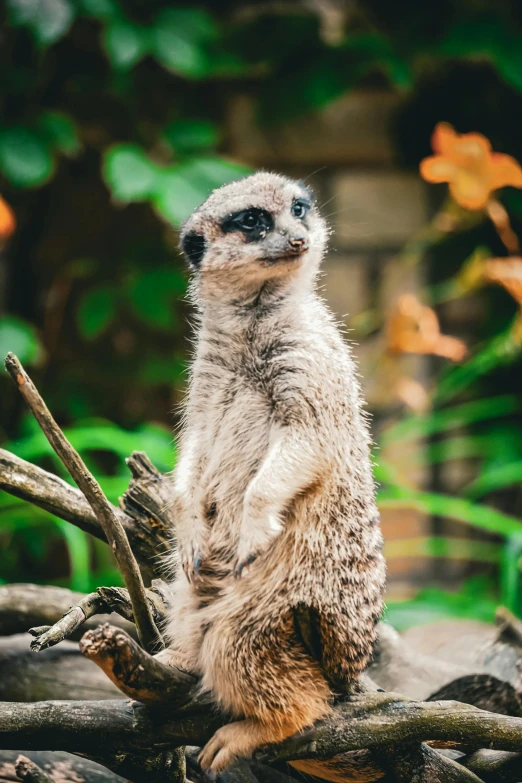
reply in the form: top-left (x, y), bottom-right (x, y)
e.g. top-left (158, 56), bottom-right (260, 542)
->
top-left (160, 171), bottom-right (386, 774)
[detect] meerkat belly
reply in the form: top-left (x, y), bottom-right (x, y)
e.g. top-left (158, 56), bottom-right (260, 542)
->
top-left (198, 382), bottom-right (271, 551)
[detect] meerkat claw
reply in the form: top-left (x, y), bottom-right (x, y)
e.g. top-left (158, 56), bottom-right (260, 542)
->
top-left (234, 554), bottom-right (256, 578)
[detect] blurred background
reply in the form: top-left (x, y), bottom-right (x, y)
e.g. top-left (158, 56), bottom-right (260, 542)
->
top-left (2, 0), bottom-right (522, 630)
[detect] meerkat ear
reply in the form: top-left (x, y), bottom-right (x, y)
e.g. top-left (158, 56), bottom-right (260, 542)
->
top-left (181, 231), bottom-right (206, 269)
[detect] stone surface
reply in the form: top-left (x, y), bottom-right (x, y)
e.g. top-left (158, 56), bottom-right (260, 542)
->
top-left (332, 171), bottom-right (428, 248)
top-left (321, 254), bottom-right (369, 323)
top-left (227, 90), bottom-right (399, 165)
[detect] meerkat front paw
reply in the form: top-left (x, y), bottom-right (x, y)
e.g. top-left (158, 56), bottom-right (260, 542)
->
top-left (176, 523), bottom-right (207, 584)
top-left (234, 513), bottom-right (283, 578)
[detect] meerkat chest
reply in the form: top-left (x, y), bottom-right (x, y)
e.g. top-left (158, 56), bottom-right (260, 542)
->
top-left (193, 356), bottom-right (274, 506)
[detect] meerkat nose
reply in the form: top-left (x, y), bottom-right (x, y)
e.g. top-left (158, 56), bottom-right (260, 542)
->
top-left (288, 236), bottom-right (308, 253)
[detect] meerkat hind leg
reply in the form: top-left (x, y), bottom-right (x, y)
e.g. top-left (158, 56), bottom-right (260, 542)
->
top-left (199, 717), bottom-right (300, 772)
top-left (154, 646), bottom-right (196, 674)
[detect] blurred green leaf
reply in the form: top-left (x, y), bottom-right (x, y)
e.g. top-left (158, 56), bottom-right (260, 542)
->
top-left (38, 111), bottom-right (81, 156)
top-left (381, 395), bottom-right (519, 445)
top-left (151, 8), bottom-right (218, 78)
top-left (440, 17), bottom-right (522, 93)
top-left (0, 316), bottom-right (39, 365)
top-left (385, 576), bottom-right (498, 629)
top-left (77, 285), bottom-right (117, 340)
top-left (153, 157), bottom-right (251, 225)
top-left (103, 19), bottom-right (148, 70)
top-left (56, 520), bottom-right (91, 592)
top-left (9, 420), bottom-right (175, 473)
top-left (126, 268), bottom-right (186, 330)
top-left (0, 127), bottom-right (54, 187)
top-left (79, 0), bottom-right (118, 19)
top-left (140, 354), bottom-right (187, 386)
top-left (378, 486), bottom-right (522, 537)
top-left (7, 0), bottom-right (74, 44)
top-left (436, 324), bottom-right (522, 404)
top-left (164, 120), bottom-right (219, 153)
top-left (103, 144), bottom-right (160, 202)
top-left (465, 461), bottom-right (522, 499)
top-left (500, 534), bottom-right (522, 613)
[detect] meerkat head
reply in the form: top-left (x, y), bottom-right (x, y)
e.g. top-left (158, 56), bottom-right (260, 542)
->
top-left (179, 172), bottom-right (328, 295)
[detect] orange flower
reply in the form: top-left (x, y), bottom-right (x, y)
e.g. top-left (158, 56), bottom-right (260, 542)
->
top-left (387, 293), bottom-right (468, 362)
top-left (485, 257), bottom-right (522, 306)
top-left (0, 195), bottom-right (15, 239)
top-left (420, 123), bottom-right (522, 210)
top-left (395, 377), bottom-right (430, 413)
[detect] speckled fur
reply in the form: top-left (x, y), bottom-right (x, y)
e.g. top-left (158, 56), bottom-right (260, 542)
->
top-left (160, 172), bottom-right (386, 774)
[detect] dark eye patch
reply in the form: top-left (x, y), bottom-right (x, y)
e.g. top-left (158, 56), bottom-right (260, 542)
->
top-left (221, 208), bottom-right (273, 242)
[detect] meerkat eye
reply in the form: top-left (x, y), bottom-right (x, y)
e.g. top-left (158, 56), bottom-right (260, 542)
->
top-left (292, 200), bottom-right (309, 219)
top-left (238, 210), bottom-right (260, 230)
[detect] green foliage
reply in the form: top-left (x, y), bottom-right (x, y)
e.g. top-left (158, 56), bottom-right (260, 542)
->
top-left (7, 0), bottom-right (74, 45)
top-left (38, 112), bottom-right (81, 157)
top-left (104, 144), bottom-right (251, 226)
top-left (386, 576), bottom-right (499, 630)
top-left (0, 127), bottom-right (54, 187)
top-left (77, 285), bottom-right (117, 340)
top-left (0, 316), bottom-right (40, 364)
top-left (104, 145), bottom-right (160, 201)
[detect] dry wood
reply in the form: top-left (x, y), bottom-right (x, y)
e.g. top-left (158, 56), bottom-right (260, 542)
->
top-left (14, 756), bottom-right (54, 783)
top-left (4, 692), bottom-right (522, 782)
top-left (461, 749), bottom-right (522, 782)
top-left (259, 691), bottom-right (522, 762)
top-left (0, 751), bottom-right (126, 783)
top-left (378, 743), bottom-right (483, 782)
top-left (26, 585), bottom-right (167, 652)
top-left (0, 584), bottom-right (135, 639)
top-left (79, 624), bottom-right (196, 706)
top-left (4, 353), bottom-right (161, 653)
top-left (0, 635), bottom-right (122, 702)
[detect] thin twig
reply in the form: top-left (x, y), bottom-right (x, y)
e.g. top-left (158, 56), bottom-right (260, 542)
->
top-left (4, 353), bottom-right (162, 653)
top-left (27, 585), bottom-right (168, 652)
top-left (28, 593), bottom-right (107, 652)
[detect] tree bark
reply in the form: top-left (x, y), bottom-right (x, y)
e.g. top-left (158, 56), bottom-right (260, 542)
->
top-left (0, 636), bottom-right (122, 702)
top-left (0, 750), bottom-right (126, 783)
top-left (0, 584), bottom-right (133, 639)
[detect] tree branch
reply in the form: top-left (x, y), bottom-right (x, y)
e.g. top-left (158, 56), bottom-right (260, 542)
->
top-left (258, 691), bottom-right (522, 762)
top-left (15, 756), bottom-right (55, 783)
top-left (0, 750), bottom-right (127, 783)
top-left (0, 635), bottom-right (122, 701)
top-left (0, 450), bottom-right (171, 581)
top-left (79, 624), bottom-right (196, 706)
top-left (4, 353), bottom-right (162, 653)
top-left (0, 584), bottom-right (135, 639)
top-left (461, 749), bottom-right (522, 783)
top-left (2, 693), bottom-right (522, 782)
top-left (26, 585), bottom-right (167, 652)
